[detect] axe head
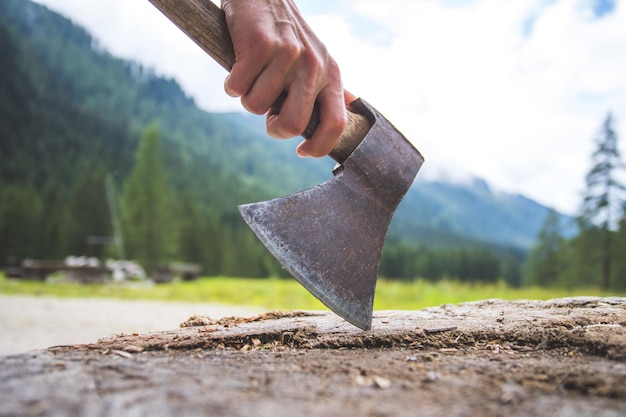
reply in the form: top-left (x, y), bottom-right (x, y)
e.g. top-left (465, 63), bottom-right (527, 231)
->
top-left (239, 99), bottom-right (424, 330)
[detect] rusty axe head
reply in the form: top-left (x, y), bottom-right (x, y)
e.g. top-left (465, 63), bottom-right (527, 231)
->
top-left (239, 99), bottom-right (423, 330)
top-left (147, 0), bottom-right (424, 330)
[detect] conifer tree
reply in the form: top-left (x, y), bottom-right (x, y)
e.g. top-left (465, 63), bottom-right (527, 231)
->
top-left (121, 124), bottom-right (178, 273)
top-left (579, 113), bottom-right (625, 289)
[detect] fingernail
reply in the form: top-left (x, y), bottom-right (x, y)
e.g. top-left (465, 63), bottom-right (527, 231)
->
top-left (296, 148), bottom-right (311, 158)
top-left (224, 75), bottom-right (238, 98)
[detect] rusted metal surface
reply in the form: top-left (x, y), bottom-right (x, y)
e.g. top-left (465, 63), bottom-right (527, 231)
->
top-left (239, 100), bottom-right (424, 330)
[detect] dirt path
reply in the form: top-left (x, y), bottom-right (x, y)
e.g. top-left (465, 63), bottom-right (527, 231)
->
top-left (0, 295), bottom-right (266, 355)
top-left (1, 297), bottom-right (624, 416)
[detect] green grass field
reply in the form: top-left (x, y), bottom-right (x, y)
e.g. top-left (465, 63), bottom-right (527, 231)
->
top-left (0, 274), bottom-right (622, 311)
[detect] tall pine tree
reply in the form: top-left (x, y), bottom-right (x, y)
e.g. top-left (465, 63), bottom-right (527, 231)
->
top-left (121, 124), bottom-right (178, 273)
top-left (579, 113), bottom-right (625, 289)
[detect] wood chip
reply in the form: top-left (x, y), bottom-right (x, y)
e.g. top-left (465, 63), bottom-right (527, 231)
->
top-left (372, 376), bottom-right (392, 389)
top-left (424, 326), bottom-right (458, 334)
top-left (355, 375), bottom-right (392, 389)
top-left (585, 324), bottom-right (622, 330)
top-left (111, 349), bottom-right (134, 359)
top-left (123, 345), bottom-right (144, 353)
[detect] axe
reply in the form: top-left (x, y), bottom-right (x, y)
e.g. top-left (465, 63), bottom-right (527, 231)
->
top-left (148, 0), bottom-right (424, 330)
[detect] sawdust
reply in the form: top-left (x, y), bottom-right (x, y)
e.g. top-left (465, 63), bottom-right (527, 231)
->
top-left (179, 310), bottom-right (317, 328)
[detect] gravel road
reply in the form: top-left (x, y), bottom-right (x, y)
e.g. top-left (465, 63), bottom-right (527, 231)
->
top-left (0, 295), bottom-right (266, 355)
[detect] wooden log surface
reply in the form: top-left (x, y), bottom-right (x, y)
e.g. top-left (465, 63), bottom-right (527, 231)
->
top-left (1, 297), bottom-right (625, 417)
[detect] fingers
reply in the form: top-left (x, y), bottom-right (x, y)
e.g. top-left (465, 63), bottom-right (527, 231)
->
top-left (226, 35), bottom-right (299, 115)
top-left (266, 52), bottom-right (347, 156)
top-left (230, 49), bottom-right (349, 157)
top-left (294, 86), bottom-right (347, 158)
top-left (264, 73), bottom-right (347, 157)
top-left (222, 0), bottom-right (349, 157)
top-left (266, 60), bottom-right (321, 139)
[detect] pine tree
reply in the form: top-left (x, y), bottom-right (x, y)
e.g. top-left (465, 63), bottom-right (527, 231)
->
top-left (579, 113), bottom-right (625, 289)
top-left (121, 124), bottom-right (178, 273)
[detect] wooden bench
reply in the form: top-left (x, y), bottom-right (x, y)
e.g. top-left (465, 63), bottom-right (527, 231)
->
top-left (8, 259), bottom-right (108, 283)
top-left (151, 263), bottom-right (201, 283)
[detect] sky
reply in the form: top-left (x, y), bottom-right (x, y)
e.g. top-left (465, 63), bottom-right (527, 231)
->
top-left (32, 0), bottom-right (626, 215)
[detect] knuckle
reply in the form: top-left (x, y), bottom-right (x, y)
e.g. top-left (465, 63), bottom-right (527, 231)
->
top-left (328, 109), bottom-right (348, 133)
top-left (241, 96), bottom-right (268, 115)
top-left (256, 32), bottom-right (278, 55)
top-left (280, 41), bottom-right (302, 65)
top-left (240, 32), bottom-right (277, 65)
top-left (280, 118), bottom-right (308, 137)
top-left (302, 49), bottom-right (325, 80)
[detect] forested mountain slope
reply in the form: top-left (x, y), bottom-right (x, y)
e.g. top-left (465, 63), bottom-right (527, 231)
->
top-left (0, 0), bottom-right (572, 281)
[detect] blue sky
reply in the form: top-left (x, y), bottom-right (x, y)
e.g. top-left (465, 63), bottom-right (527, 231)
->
top-left (34, 0), bottom-right (626, 214)
top-left (592, 0), bottom-right (617, 17)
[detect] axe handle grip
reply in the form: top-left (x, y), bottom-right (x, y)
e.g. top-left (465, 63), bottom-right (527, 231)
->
top-left (148, 0), bottom-right (370, 163)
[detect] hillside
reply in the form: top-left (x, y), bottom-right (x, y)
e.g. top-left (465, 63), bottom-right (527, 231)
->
top-left (0, 0), bottom-right (573, 281)
top-left (393, 176), bottom-right (573, 250)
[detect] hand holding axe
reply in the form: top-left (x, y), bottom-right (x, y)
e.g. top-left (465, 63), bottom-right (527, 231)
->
top-left (148, 0), bottom-right (424, 330)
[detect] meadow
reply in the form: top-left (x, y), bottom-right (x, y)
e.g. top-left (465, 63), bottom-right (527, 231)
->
top-left (0, 274), bottom-right (622, 311)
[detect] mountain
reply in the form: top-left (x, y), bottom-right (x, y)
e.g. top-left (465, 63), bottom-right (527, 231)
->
top-left (393, 176), bottom-right (574, 250)
top-left (0, 0), bottom-right (574, 280)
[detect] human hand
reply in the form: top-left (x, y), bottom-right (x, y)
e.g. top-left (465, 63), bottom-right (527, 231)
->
top-left (221, 0), bottom-right (348, 157)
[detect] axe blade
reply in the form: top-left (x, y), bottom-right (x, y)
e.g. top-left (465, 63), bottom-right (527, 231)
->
top-left (239, 100), bottom-right (424, 330)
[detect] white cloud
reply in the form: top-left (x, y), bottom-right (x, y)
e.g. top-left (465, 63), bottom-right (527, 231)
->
top-left (311, 0), bottom-right (626, 214)
top-left (33, 0), bottom-right (626, 214)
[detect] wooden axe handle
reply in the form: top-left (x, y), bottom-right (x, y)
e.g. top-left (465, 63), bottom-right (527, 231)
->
top-left (148, 0), bottom-right (370, 163)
